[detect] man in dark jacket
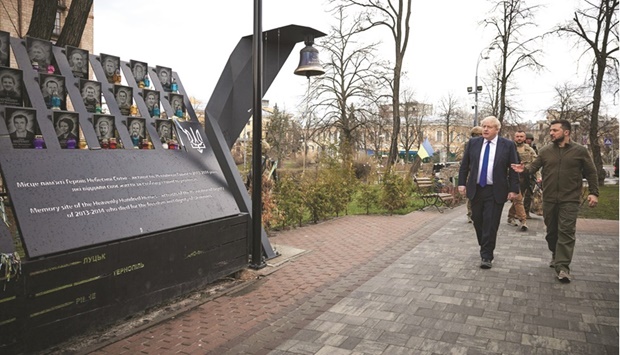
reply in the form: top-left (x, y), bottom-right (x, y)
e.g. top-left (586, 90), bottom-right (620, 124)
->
top-left (459, 116), bottom-right (519, 269)
top-left (512, 119), bottom-right (598, 283)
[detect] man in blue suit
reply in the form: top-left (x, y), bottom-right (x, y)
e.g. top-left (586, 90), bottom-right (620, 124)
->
top-left (458, 116), bottom-right (519, 269)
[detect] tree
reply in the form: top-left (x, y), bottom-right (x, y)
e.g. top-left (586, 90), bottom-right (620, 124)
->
top-left (334, 0), bottom-right (412, 170)
top-left (56, 0), bottom-right (93, 47)
top-left (307, 10), bottom-right (385, 165)
top-left (27, 0), bottom-right (93, 46)
top-left (554, 0), bottom-right (619, 184)
top-left (484, 0), bottom-right (543, 124)
top-left (265, 105), bottom-right (294, 162)
top-left (437, 93), bottom-right (466, 159)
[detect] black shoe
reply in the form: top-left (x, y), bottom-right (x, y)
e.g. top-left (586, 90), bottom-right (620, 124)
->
top-left (480, 259), bottom-right (492, 269)
top-left (558, 270), bottom-right (571, 283)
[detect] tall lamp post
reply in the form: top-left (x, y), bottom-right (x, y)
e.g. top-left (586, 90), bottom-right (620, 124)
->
top-left (468, 46), bottom-right (495, 127)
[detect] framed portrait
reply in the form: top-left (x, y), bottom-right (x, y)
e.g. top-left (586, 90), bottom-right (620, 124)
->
top-left (40, 73), bottom-right (67, 110)
top-left (130, 59), bottom-right (147, 85)
top-left (93, 114), bottom-right (115, 143)
top-left (5, 107), bottom-right (40, 149)
top-left (114, 85), bottom-right (133, 116)
top-left (127, 117), bottom-right (146, 147)
top-left (53, 111), bottom-right (79, 149)
top-left (156, 65), bottom-right (172, 92)
top-left (155, 119), bottom-right (175, 143)
top-left (100, 53), bottom-right (120, 84)
top-left (142, 89), bottom-right (159, 117)
top-left (26, 36), bottom-right (53, 73)
top-left (0, 30), bottom-right (9, 67)
top-left (169, 93), bottom-right (184, 116)
top-left (79, 79), bottom-right (101, 113)
top-left (0, 67), bottom-right (23, 106)
top-left (66, 46), bottom-right (89, 79)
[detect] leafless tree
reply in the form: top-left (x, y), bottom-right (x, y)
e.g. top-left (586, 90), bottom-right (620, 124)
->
top-left (365, 103), bottom-right (392, 160)
top-left (554, 0), bottom-right (619, 184)
top-left (27, 0), bottom-right (92, 47)
top-left (398, 90), bottom-right (420, 162)
top-left (437, 93), bottom-right (468, 159)
top-left (307, 10), bottom-right (386, 164)
top-left (331, 0), bottom-right (412, 170)
top-left (484, 0), bottom-right (543, 124)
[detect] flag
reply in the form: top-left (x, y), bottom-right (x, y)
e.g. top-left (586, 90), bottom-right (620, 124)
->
top-left (422, 138), bottom-right (434, 156)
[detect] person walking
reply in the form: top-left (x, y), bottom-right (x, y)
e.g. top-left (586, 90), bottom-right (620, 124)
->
top-left (507, 130), bottom-right (538, 231)
top-left (466, 126), bottom-right (483, 223)
top-left (458, 116), bottom-right (519, 269)
top-left (512, 119), bottom-right (598, 283)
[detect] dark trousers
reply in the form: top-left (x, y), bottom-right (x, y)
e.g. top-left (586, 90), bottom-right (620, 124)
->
top-left (471, 185), bottom-right (504, 261)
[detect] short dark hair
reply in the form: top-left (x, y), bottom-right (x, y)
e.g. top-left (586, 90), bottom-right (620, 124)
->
top-left (550, 119), bottom-right (571, 132)
top-left (13, 114), bottom-right (28, 124)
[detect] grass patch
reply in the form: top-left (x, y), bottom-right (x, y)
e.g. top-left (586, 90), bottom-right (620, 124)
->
top-left (578, 184), bottom-right (618, 220)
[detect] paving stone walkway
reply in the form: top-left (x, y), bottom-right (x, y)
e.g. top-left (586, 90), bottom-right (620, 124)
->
top-left (81, 204), bottom-right (618, 355)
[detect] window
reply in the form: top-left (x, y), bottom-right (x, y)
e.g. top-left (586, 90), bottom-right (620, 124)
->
top-left (436, 130), bottom-right (443, 142)
top-left (53, 10), bottom-right (62, 36)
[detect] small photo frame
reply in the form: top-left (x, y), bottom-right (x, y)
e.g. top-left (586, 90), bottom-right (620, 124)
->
top-left (0, 30), bottom-right (10, 67)
top-left (100, 53), bottom-right (120, 84)
top-left (114, 85), bottom-right (133, 116)
top-left (0, 67), bottom-right (23, 106)
top-left (66, 46), bottom-right (89, 79)
top-left (53, 111), bottom-right (79, 149)
top-left (130, 59), bottom-right (147, 85)
top-left (143, 89), bottom-right (159, 117)
top-left (156, 119), bottom-right (175, 143)
top-left (127, 117), bottom-right (146, 147)
top-left (169, 93), bottom-right (184, 116)
top-left (79, 79), bottom-right (101, 113)
top-left (156, 65), bottom-right (172, 92)
top-left (5, 107), bottom-right (40, 149)
top-left (40, 74), bottom-right (66, 110)
top-left (26, 36), bottom-right (53, 73)
top-left (93, 114), bottom-right (115, 142)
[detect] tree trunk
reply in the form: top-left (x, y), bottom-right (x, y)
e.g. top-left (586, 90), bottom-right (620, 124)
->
top-left (26, 0), bottom-right (57, 40)
top-left (590, 55), bottom-right (607, 185)
top-left (56, 0), bottom-right (93, 47)
top-left (387, 59), bottom-right (402, 171)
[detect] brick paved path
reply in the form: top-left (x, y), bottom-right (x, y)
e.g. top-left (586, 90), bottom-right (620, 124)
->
top-left (80, 205), bottom-right (617, 355)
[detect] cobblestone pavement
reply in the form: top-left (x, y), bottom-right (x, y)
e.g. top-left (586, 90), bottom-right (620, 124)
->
top-left (82, 204), bottom-right (618, 355)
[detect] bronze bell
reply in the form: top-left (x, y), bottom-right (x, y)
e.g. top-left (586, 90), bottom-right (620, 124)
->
top-left (294, 36), bottom-right (325, 78)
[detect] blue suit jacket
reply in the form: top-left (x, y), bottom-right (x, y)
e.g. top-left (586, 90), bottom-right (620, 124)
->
top-left (458, 136), bottom-right (520, 203)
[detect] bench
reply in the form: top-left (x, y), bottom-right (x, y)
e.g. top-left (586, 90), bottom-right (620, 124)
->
top-left (414, 176), bottom-right (454, 213)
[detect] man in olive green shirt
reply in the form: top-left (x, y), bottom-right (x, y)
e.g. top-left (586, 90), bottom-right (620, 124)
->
top-left (512, 119), bottom-right (598, 283)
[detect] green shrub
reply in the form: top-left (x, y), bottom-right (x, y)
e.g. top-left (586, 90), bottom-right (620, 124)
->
top-left (380, 172), bottom-right (410, 215)
top-left (356, 183), bottom-right (380, 214)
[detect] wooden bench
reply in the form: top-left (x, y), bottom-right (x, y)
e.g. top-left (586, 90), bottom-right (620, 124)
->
top-left (414, 176), bottom-right (454, 213)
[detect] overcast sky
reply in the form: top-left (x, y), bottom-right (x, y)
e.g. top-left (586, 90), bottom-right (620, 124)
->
top-left (94, 0), bottom-right (617, 123)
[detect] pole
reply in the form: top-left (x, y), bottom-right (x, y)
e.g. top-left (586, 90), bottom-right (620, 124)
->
top-left (250, 0), bottom-right (265, 269)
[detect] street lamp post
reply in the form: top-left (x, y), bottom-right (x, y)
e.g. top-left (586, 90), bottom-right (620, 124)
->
top-left (468, 46), bottom-right (495, 127)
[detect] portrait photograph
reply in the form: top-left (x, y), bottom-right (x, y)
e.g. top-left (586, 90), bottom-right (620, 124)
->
top-left (130, 59), bottom-right (147, 85)
top-left (66, 46), bottom-right (89, 79)
top-left (26, 36), bottom-right (53, 73)
top-left (100, 53), bottom-right (120, 84)
top-left (0, 30), bottom-right (9, 67)
top-left (5, 107), bottom-right (40, 149)
top-left (80, 79), bottom-right (101, 113)
top-left (40, 73), bottom-right (66, 110)
top-left (53, 111), bottom-right (79, 149)
top-left (0, 67), bottom-right (23, 106)
top-left (114, 85), bottom-right (133, 116)
top-left (93, 114), bottom-right (115, 142)
top-left (156, 65), bottom-right (172, 92)
top-left (127, 117), bottom-right (146, 147)
top-left (156, 119), bottom-right (174, 143)
top-left (142, 89), bottom-right (159, 118)
top-left (169, 93), bottom-right (184, 116)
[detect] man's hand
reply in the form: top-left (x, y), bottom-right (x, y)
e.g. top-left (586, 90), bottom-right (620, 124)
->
top-left (507, 192), bottom-right (518, 201)
top-left (458, 186), bottom-right (466, 195)
top-left (511, 163), bottom-right (525, 173)
top-left (587, 194), bottom-right (598, 208)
